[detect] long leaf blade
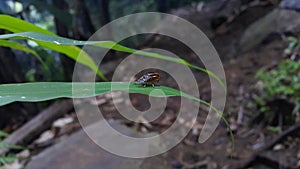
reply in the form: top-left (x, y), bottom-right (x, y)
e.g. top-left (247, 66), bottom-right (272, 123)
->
top-left (0, 82), bottom-right (194, 105)
top-left (0, 39), bottom-right (47, 68)
top-left (0, 155), bottom-right (17, 165)
top-left (0, 131), bottom-right (8, 138)
top-left (0, 32), bottom-right (225, 90)
top-left (0, 15), bottom-right (106, 81)
top-left (0, 82), bottom-right (233, 149)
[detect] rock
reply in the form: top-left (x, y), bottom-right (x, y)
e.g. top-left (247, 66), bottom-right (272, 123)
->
top-left (25, 120), bottom-right (169, 169)
top-left (280, 0), bottom-right (300, 11)
top-left (228, 123), bottom-right (238, 134)
top-left (273, 144), bottom-right (284, 151)
top-left (34, 130), bottom-right (54, 144)
top-left (170, 160), bottom-right (183, 168)
top-left (17, 149), bottom-right (30, 158)
top-left (239, 9), bottom-right (300, 53)
top-left (4, 160), bottom-right (23, 169)
top-left (259, 151), bottom-right (295, 169)
top-left (25, 122), bottom-right (141, 169)
top-left (52, 117), bottom-right (73, 128)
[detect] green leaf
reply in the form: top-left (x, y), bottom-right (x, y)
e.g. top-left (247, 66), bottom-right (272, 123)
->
top-left (0, 131), bottom-right (8, 138)
top-left (0, 82), bottom-right (196, 104)
top-left (0, 15), bottom-right (54, 35)
top-left (0, 15), bottom-right (225, 89)
top-left (0, 142), bottom-right (23, 150)
top-left (0, 31), bottom-right (225, 90)
top-left (0, 39), bottom-right (47, 68)
top-left (0, 15), bottom-right (106, 81)
top-left (0, 155), bottom-right (17, 165)
top-left (267, 126), bottom-right (282, 133)
top-left (0, 82), bottom-right (234, 149)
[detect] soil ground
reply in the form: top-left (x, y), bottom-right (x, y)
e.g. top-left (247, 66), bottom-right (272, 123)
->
top-left (5, 1), bottom-right (300, 169)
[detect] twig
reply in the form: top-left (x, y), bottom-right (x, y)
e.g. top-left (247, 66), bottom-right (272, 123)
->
top-left (0, 99), bottom-right (73, 155)
top-left (237, 106), bottom-right (244, 125)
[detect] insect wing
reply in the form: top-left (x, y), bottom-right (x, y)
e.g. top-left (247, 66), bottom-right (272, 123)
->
top-left (136, 74), bottom-right (150, 84)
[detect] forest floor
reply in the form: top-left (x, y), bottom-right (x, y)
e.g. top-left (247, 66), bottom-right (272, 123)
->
top-left (23, 32), bottom-right (299, 169)
top-left (3, 1), bottom-right (300, 169)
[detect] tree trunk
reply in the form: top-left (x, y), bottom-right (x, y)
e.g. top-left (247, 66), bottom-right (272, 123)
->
top-left (72, 0), bottom-right (95, 40)
top-left (52, 0), bottom-right (74, 81)
top-left (99, 0), bottom-right (110, 26)
top-left (98, 0), bottom-right (111, 40)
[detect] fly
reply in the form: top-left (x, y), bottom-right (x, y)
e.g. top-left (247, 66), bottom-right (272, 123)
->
top-left (135, 72), bottom-right (160, 87)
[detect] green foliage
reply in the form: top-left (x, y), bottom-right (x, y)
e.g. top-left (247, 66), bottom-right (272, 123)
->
top-left (284, 36), bottom-right (300, 56)
top-left (0, 131), bottom-right (8, 138)
top-left (0, 15), bottom-right (107, 81)
top-left (256, 60), bottom-right (300, 103)
top-left (0, 82), bottom-right (234, 149)
top-left (0, 155), bottom-right (18, 166)
top-left (0, 131), bottom-right (22, 166)
top-left (256, 59), bottom-right (300, 114)
top-left (0, 82), bottom-right (209, 106)
top-left (0, 31), bottom-right (225, 90)
top-left (0, 15), bottom-right (225, 89)
top-left (267, 126), bottom-right (282, 133)
top-left (0, 14), bottom-right (233, 149)
top-left (0, 39), bottom-right (46, 67)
